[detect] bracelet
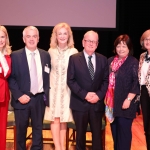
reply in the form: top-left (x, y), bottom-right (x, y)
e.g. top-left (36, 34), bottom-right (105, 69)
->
top-left (126, 97), bottom-right (132, 101)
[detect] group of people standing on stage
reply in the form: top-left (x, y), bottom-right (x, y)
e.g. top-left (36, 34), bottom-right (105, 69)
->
top-left (0, 23), bottom-right (150, 150)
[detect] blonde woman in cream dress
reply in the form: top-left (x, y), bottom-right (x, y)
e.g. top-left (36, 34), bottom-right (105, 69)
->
top-left (44, 22), bottom-right (78, 150)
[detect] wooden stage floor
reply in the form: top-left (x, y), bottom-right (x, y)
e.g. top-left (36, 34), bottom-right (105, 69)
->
top-left (6, 114), bottom-right (146, 150)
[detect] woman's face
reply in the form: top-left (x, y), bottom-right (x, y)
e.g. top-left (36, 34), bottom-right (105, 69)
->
top-left (143, 35), bottom-right (150, 50)
top-left (0, 30), bottom-right (6, 51)
top-left (116, 41), bottom-right (129, 59)
top-left (56, 27), bottom-right (69, 46)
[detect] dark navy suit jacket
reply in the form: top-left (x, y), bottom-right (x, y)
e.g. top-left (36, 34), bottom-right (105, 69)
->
top-left (8, 48), bottom-right (50, 109)
top-left (67, 51), bottom-right (109, 112)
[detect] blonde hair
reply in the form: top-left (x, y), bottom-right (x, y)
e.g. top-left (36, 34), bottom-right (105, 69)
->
top-left (50, 22), bottom-right (74, 48)
top-left (0, 25), bottom-right (11, 55)
top-left (140, 29), bottom-right (150, 50)
top-left (23, 26), bottom-right (39, 37)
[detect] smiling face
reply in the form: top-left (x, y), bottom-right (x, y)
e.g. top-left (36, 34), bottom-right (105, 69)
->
top-left (82, 31), bottom-right (98, 55)
top-left (23, 28), bottom-right (39, 51)
top-left (0, 30), bottom-right (6, 51)
top-left (143, 35), bottom-right (150, 51)
top-left (116, 41), bottom-right (129, 59)
top-left (56, 27), bottom-right (69, 47)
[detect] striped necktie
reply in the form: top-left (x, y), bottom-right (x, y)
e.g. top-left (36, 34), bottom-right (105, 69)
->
top-left (88, 56), bottom-right (94, 80)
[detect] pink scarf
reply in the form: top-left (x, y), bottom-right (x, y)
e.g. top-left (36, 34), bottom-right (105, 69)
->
top-left (105, 55), bottom-right (127, 123)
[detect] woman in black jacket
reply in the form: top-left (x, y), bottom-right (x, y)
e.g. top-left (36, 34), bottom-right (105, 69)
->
top-left (105, 34), bottom-right (140, 150)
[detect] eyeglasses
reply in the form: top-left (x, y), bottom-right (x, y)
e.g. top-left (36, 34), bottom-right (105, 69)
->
top-left (84, 40), bottom-right (98, 45)
top-left (144, 38), bottom-right (150, 42)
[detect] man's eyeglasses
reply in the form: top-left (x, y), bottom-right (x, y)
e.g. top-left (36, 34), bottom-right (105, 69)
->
top-left (84, 40), bottom-right (98, 45)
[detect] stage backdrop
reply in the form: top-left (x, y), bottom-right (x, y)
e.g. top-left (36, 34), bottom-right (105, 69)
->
top-left (1, 0), bottom-right (116, 29)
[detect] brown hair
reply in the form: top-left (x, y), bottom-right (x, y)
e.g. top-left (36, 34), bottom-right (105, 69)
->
top-left (114, 34), bottom-right (133, 55)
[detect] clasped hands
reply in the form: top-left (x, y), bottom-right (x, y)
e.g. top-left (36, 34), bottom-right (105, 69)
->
top-left (85, 92), bottom-right (100, 103)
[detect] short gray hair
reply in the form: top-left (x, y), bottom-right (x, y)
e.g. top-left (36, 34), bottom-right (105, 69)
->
top-left (23, 26), bottom-right (39, 37)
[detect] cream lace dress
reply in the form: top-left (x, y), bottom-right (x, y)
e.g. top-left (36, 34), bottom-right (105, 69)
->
top-left (44, 47), bottom-right (78, 122)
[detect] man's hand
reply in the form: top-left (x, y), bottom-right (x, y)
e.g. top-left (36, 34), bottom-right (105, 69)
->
top-left (18, 94), bottom-right (30, 104)
top-left (88, 94), bottom-right (100, 103)
top-left (85, 92), bottom-right (100, 103)
top-left (85, 92), bottom-right (95, 101)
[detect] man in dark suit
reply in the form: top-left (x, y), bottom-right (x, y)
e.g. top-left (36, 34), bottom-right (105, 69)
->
top-left (67, 31), bottom-right (109, 150)
top-left (8, 26), bottom-right (50, 150)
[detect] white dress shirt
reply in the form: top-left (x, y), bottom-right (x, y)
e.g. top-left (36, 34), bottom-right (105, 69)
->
top-left (25, 47), bottom-right (43, 93)
top-left (83, 50), bottom-right (96, 72)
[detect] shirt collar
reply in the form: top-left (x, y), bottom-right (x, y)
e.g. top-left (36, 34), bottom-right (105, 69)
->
top-left (83, 50), bottom-right (95, 58)
top-left (25, 47), bottom-right (38, 55)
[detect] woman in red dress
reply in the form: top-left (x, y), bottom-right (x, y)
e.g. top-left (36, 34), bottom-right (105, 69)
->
top-left (0, 25), bottom-right (11, 150)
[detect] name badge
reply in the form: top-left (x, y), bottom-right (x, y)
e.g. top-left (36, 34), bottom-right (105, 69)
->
top-left (0, 67), bottom-right (2, 73)
top-left (44, 64), bottom-right (50, 73)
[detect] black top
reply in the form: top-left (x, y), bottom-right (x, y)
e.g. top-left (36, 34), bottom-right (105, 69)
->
top-left (108, 55), bottom-right (140, 119)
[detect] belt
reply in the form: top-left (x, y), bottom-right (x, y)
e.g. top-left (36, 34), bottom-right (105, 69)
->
top-left (29, 92), bottom-right (44, 97)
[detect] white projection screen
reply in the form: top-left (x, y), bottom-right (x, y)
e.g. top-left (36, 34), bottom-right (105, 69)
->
top-left (0, 0), bottom-right (117, 28)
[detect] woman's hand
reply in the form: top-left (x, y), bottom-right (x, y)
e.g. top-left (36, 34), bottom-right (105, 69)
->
top-left (122, 99), bottom-right (131, 109)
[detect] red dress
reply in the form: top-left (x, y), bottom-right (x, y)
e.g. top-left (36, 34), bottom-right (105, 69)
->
top-left (0, 55), bottom-right (11, 150)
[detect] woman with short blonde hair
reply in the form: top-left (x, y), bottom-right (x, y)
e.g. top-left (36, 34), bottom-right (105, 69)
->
top-left (138, 29), bottom-right (150, 150)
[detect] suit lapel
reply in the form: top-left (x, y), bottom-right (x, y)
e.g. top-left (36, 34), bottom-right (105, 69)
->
top-left (38, 49), bottom-right (45, 79)
top-left (5, 55), bottom-right (11, 78)
top-left (21, 48), bottom-right (45, 83)
top-left (93, 53), bottom-right (101, 81)
top-left (5, 55), bottom-right (11, 68)
top-left (21, 48), bottom-right (30, 77)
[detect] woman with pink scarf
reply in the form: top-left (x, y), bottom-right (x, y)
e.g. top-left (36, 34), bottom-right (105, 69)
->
top-left (105, 34), bottom-right (140, 150)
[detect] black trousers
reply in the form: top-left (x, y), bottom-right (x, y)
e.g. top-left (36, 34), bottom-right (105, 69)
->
top-left (72, 105), bottom-right (103, 150)
top-left (140, 85), bottom-right (150, 150)
top-left (14, 93), bottom-right (45, 150)
top-left (110, 117), bottom-right (133, 150)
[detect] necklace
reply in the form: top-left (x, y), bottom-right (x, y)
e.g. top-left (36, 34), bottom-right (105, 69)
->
top-left (57, 46), bottom-right (68, 54)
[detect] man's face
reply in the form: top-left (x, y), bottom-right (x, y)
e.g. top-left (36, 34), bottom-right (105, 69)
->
top-left (23, 29), bottom-right (39, 51)
top-left (82, 32), bottom-right (98, 55)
